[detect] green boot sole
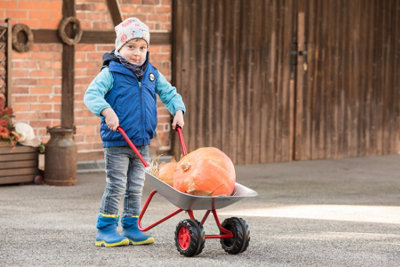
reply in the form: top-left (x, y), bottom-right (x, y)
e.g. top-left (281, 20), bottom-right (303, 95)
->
top-left (95, 238), bottom-right (130, 247)
top-left (128, 236), bottom-right (155, 245)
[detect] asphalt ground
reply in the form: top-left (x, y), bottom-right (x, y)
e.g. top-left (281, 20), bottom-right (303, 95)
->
top-left (1, 154), bottom-right (399, 266)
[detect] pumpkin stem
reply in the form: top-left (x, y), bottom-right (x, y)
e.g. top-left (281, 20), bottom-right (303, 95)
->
top-left (181, 161), bottom-right (191, 172)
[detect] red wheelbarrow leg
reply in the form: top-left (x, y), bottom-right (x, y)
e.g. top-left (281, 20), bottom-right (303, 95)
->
top-left (137, 190), bottom-right (184, 232)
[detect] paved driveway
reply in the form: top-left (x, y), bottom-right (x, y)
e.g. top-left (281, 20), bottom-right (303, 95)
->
top-left (1, 154), bottom-right (399, 266)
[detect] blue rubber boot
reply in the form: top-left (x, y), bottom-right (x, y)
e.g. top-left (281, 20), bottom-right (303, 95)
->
top-left (95, 214), bottom-right (129, 247)
top-left (121, 216), bottom-right (154, 245)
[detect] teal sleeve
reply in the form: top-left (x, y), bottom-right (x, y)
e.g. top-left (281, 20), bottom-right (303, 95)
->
top-left (83, 68), bottom-right (113, 117)
top-left (155, 71), bottom-right (186, 115)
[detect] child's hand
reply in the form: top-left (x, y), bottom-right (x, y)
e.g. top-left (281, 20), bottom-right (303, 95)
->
top-left (101, 107), bottom-right (119, 131)
top-left (172, 110), bottom-right (184, 130)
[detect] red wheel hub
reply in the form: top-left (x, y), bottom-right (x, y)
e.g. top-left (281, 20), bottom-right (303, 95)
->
top-left (178, 227), bottom-right (190, 249)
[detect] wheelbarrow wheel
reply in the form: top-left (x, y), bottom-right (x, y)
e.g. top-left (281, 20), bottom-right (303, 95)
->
top-left (220, 217), bottom-right (250, 254)
top-left (175, 219), bottom-right (205, 257)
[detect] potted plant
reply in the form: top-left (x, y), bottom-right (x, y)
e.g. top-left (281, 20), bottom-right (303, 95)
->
top-left (0, 94), bottom-right (19, 146)
top-left (0, 94), bottom-right (41, 184)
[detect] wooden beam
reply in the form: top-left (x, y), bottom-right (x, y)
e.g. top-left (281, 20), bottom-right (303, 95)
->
top-left (63, 0), bottom-right (76, 16)
top-left (81, 31), bottom-right (171, 45)
top-left (61, 44), bottom-right (75, 129)
top-left (105, 0), bottom-right (123, 26)
top-left (6, 18), bottom-right (12, 107)
top-left (32, 29), bottom-right (61, 43)
top-left (61, 0), bottom-right (75, 129)
top-left (33, 29), bottom-right (172, 45)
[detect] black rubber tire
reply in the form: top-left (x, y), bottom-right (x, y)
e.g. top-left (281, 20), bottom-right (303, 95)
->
top-left (220, 217), bottom-right (250, 254)
top-left (174, 219), bottom-right (205, 257)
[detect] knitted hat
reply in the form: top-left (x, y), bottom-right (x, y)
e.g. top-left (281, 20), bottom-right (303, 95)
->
top-left (115, 18), bottom-right (150, 52)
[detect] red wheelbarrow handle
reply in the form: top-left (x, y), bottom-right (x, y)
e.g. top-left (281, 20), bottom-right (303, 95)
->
top-left (118, 125), bottom-right (187, 167)
top-left (117, 126), bottom-right (149, 167)
top-left (176, 126), bottom-right (187, 156)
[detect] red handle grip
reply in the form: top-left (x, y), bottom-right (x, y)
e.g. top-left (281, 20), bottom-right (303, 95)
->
top-left (118, 126), bottom-right (149, 167)
top-left (176, 126), bottom-right (187, 156)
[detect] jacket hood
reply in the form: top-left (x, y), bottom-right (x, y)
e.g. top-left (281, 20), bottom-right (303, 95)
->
top-left (102, 50), bottom-right (119, 68)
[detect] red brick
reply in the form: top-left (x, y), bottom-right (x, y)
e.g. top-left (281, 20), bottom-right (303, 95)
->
top-left (76, 44), bottom-right (96, 52)
top-left (14, 112), bottom-right (38, 120)
top-left (40, 19), bottom-right (60, 29)
top-left (93, 21), bottom-right (113, 29)
top-left (41, 1), bottom-right (62, 10)
top-left (14, 95), bottom-right (38, 103)
top-left (30, 70), bottom-right (54, 77)
top-left (31, 52), bottom-right (54, 60)
top-left (29, 10), bottom-right (50, 19)
top-left (148, 15), bottom-right (169, 22)
top-left (155, 6), bottom-right (171, 13)
top-left (0, 1), bottom-right (17, 9)
top-left (12, 51), bottom-right (32, 59)
top-left (30, 86), bottom-right (53, 94)
top-left (12, 104), bottom-right (30, 112)
top-left (17, 19), bottom-right (41, 28)
top-left (13, 78), bottom-right (38, 86)
top-left (38, 78), bottom-right (61, 86)
top-left (6, 10), bottom-right (28, 19)
top-left (30, 104), bottom-right (53, 111)
top-left (38, 112), bottom-right (59, 120)
top-left (11, 86), bottom-right (29, 94)
top-left (38, 95), bottom-right (62, 102)
top-left (13, 61), bottom-right (38, 69)
top-left (29, 120), bottom-right (53, 128)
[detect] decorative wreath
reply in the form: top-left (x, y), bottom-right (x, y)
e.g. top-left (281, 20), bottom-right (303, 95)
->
top-left (12, 23), bottom-right (34, 52)
top-left (58, 16), bottom-right (83, 46)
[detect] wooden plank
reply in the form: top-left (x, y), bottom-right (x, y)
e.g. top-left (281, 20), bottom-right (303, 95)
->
top-left (6, 18), bottom-right (12, 107)
top-left (32, 29), bottom-right (61, 43)
top-left (33, 30), bottom-right (171, 45)
top-left (0, 175), bottom-right (34, 185)
top-left (60, 0), bottom-right (75, 129)
top-left (173, 0), bottom-right (400, 164)
top-left (0, 167), bottom-right (37, 177)
top-left (105, 0), bottom-right (123, 26)
top-left (0, 145), bottom-right (37, 154)
top-left (220, 0), bottom-right (230, 158)
top-left (0, 160), bottom-right (36, 169)
top-left (63, 0), bottom-right (75, 17)
top-left (0, 153), bottom-right (36, 161)
top-left (228, 0), bottom-right (240, 163)
top-left (61, 44), bottom-right (75, 129)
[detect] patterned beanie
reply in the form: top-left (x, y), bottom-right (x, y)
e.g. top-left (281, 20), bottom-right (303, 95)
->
top-left (115, 17), bottom-right (150, 51)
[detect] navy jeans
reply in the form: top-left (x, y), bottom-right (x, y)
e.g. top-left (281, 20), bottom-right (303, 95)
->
top-left (100, 145), bottom-right (149, 217)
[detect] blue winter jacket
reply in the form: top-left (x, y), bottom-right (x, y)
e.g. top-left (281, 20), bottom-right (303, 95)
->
top-left (84, 61), bottom-right (186, 147)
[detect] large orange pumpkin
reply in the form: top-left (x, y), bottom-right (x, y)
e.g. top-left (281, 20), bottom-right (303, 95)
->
top-left (172, 147), bottom-right (236, 196)
top-left (157, 159), bottom-right (177, 186)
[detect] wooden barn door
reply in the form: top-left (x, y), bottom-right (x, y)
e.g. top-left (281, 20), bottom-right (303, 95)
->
top-left (294, 0), bottom-right (400, 160)
top-left (172, 0), bottom-right (296, 164)
top-left (172, 0), bottom-right (400, 164)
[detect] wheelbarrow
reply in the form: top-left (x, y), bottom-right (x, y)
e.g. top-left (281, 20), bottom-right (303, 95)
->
top-left (118, 126), bottom-right (258, 257)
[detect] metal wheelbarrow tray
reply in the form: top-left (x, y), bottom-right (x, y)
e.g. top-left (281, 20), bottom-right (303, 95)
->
top-left (118, 126), bottom-right (258, 257)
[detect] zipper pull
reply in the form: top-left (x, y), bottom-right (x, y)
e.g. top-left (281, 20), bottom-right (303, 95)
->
top-left (138, 81), bottom-right (142, 87)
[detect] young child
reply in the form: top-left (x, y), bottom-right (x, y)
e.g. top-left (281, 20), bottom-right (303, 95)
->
top-left (84, 17), bottom-right (185, 247)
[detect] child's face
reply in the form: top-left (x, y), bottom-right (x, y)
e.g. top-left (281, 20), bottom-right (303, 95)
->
top-left (119, 38), bottom-right (148, 65)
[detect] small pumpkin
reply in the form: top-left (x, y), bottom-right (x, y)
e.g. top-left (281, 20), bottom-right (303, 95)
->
top-left (172, 147), bottom-right (236, 196)
top-left (157, 158), bottom-right (177, 186)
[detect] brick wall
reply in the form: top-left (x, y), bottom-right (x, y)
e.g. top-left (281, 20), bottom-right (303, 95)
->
top-left (2, 0), bottom-right (174, 160)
